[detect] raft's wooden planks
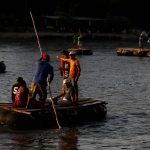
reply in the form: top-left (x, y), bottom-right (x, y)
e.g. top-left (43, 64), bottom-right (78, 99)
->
top-left (0, 98), bottom-right (106, 114)
top-left (24, 98), bottom-right (101, 112)
top-left (0, 105), bottom-right (31, 115)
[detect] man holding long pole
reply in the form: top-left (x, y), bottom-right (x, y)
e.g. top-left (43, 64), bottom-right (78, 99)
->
top-left (28, 11), bottom-right (61, 128)
top-left (28, 53), bottom-right (54, 108)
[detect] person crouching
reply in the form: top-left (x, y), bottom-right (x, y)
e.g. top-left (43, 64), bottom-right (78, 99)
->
top-left (53, 79), bottom-right (75, 105)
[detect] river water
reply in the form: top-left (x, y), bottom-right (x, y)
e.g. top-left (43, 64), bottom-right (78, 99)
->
top-left (0, 38), bottom-right (150, 149)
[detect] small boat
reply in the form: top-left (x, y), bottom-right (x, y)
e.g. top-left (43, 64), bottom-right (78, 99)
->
top-left (68, 34), bottom-right (93, 55)
top-left (0, 61), bottom-right (6, 73)
top-left (0, 98), bottom-right (107, 129)
top-left (68, 47), bottom-right (93, 55)
top-left (116, 47), bottom-right (150, 57)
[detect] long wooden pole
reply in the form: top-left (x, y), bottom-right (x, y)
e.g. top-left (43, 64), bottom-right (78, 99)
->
top-left (30, 11), bottom-right (42, 55)
top-left (48, 85), bottom-right (61, 129)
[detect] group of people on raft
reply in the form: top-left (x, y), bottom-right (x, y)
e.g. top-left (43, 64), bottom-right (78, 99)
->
top-left (11, 50), bottom-right (81, 108)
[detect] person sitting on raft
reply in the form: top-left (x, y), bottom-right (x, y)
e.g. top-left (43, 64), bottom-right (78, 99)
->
top-left (53, 79), bottom-right (75, 105)
top-left (12, 77), bottom-right (24, 103)
top-left (13, 78), bottom-right (29, 108)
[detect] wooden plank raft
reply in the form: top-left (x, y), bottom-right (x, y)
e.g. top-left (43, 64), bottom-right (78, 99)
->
top-left (68, 47), bottom-right (93, 55)
top-left (0, 105), bottom-right (31, 115)
top-left (116, 47), bottom-right (150, 57)
top-left (0, 98), bottom-right (106, 115)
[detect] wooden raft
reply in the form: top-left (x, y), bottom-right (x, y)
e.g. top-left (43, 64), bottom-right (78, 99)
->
top-left (116, 48), bottom-right (150, 57)
top-left (0, 98), bottom-right (107, 129)
top-left (68, 47), bottom-right (93, 55)
top-left (0, 98), bottom-right (106, 115)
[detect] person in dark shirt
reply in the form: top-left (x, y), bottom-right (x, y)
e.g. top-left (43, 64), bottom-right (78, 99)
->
top-left (27, 53), bottom-right (54, 108)
top-left (73, 33), bottom-right (81, 47)
top-left (139, 31), bottom-right (149, 48)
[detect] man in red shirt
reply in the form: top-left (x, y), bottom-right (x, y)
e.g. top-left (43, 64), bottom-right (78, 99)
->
top-left (59, 50), bottom-right (70, 79)
top-left (12, 77), bottom-right (24, 103)
top-left (13, 79), bottom-right (29, 108)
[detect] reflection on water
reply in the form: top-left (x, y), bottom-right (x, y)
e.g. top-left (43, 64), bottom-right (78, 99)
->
top-left (0, 127), bottom-right (80, 150)
top-left (58, 128), bottom-right (79, 150)
top-left (1, 39), bottom-right (150, 149)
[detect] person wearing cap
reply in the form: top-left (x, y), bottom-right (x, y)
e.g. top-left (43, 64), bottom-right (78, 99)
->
top-left (53, 78), bottom-right (75, 105)
top-left (59, 50), bottom-right (70, 79)
top-left (11, 77), bottom-right (24, 103)
top-left (13, 79), bottom-right (29, 108)
top-left (27, 53), bottom-right (54, 108)
top-left (60, 51), bottom-right (81, 104)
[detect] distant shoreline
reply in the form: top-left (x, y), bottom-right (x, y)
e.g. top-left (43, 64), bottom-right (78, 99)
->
top-left (0, 31), bottom-right (137, 41)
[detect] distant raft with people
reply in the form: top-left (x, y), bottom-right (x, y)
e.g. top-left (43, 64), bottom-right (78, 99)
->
top-left (69, 33), bottom-right (93, 55)
top-left (0, 61), bottom-right (6, 73)
top-left (0, 97), bottom-right (107, 129)
top-left (68, 47), bottom-right (93, 55)
top-left (116, 47), bottom-right (150, 57)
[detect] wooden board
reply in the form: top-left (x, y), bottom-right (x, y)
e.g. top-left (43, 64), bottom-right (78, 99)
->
top-left (0, 105), bottom-right (31, 115)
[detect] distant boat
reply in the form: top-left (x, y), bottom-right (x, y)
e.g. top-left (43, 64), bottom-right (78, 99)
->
top-left (116, 47), bottom-right (150, 57)
top-left (68, 33), bottom-right (93, 55)
top-left (0, 61), bottom-right (6, 73)
top-left (68, 46), bottom-right (93, 55)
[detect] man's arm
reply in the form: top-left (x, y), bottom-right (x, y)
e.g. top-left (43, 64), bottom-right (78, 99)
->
top-left (60, 58), bottom-right (70, 62)
top-left (47, 72), bottom-right (54, 85)
top-left (52, 87), bottom-right (65, 101)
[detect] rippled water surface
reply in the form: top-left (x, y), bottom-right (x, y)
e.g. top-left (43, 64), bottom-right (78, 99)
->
top-left (0, 38), bottom-right (150, 149)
